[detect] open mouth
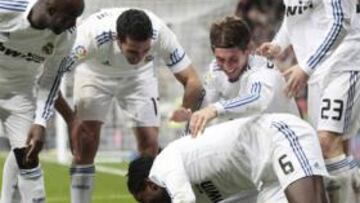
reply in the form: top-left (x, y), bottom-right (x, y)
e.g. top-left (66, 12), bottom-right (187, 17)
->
top-left (225, 68), bottom-right (236, 75)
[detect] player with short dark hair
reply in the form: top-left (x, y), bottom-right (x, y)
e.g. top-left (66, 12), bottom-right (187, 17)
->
top-left (116, 9), bottom-right (153, 42)
top-left (128, 113), bottom-right (328, 203)
top-left (0, 0), bottom-right (84, 202)
top-left (209, 16), bottom-right (251, 51)
top-left (55, 8), bottom-right (203, 203)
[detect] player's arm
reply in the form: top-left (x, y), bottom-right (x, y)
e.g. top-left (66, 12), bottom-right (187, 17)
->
top-left (283, 0), bottom-right (354, 97)
top-left (189, 71), bottom-right (275, 137)
top-left (0, 4), bottom-right (25, 30)
top-left (214, 80), bottom-right (273, 117)
top-left (54, 20), bottom-right (98, 124)
top-left (28, 22), bottom-right (94, 161)
top-left (170, 62), bottom-right (219, 123)
top-left (257, 17), bottom-right (290, 58)
top-left (156, 19), bottom-right (203, 118)
top-left (34, 25), bottom-right (94, 127)
top-left (55, 91), bottom-right (75, 124)
top-left (54, 23), bottom-right (96, 154)
top-left (173, 66), bottom-right (203, 111)
top-left (149, 144), bottom-right (196, 203)
top-left (55, 91), bottom-right (92, 156)
top-left (302, 0), bottom-right (353, 75)
top-left (27, 33), bottom-right (75, 162)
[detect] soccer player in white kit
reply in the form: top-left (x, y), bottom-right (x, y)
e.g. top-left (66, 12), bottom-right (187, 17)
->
top-left (58, 8), bottom-right (203, 203)
top-left (127, 113), bottom-right (329, 203)
top-left (0, 0), bottom-right (84, 202)
top-left (257, 0), bottom-right (360, 202)
top-left (178, 16), bottom-right (300, 136)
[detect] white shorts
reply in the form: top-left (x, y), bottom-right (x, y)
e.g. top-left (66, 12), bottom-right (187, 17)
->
top-left (0, 93), bottom-right (35, 149)
top-left (246, 115), bottom-right (328, 202)
top-left (308, 71), bottom-right (360, 139)
top-left (73, 67), bottom-right (160, 127)
top-left (202, 114), bottom-right (328, 202)
top-left (267, 117), bottom-right (328, 191)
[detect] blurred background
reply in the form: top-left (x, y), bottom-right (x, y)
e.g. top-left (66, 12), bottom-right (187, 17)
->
top-left (1, 1), bottom-right (360, 202)
top-left (1, 0), bottom-right (359, 166)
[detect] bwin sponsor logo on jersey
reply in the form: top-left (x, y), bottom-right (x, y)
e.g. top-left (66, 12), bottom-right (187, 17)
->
top-left (286, 1), bottom-right (313, 17)
top-left (195, 180), bottom-right (223, 203)
top-left (0, 42), bottom-right (45, 63)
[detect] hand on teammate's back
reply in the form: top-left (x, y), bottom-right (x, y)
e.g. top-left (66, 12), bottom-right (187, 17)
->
top-left (170, 107), bottom-right (192, 122)
top-left (283, 64), bottom-right (309, 98)
top-left (25, 124), bottom-right (46, 164)
top-left (189, 105), bottom-right (217, 137)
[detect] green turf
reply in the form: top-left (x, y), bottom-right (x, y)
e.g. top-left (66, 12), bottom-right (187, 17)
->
top-left (0, 155), bottom-right (136, 203)
top-left (97, 162), bottom-right (129, 170)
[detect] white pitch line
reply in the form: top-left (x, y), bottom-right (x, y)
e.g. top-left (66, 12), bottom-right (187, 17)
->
top-left (0, 153), bottom-right (129, 176)
top-left (47, 194), bottom-right (133, 202)
top-left (95, 165), bottom-right (127, 176)
top-left (38, 154), bottom-right (128, 176)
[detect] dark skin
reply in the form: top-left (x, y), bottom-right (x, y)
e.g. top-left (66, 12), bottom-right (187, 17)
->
top-left (134, 179), bottom-right (171, 203)
top-left (24, 0), bottom-right (84, 164)
top-left (28, 0), bottom-right (84, 34)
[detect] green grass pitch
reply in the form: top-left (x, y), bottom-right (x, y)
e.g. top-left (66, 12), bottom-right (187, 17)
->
top-left (0, 154), bottom-right (137, 203)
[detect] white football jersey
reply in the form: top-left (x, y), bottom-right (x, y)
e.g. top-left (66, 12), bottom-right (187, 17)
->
top-left (67, 8), bottom-right (191, 78)
top-left (273, 0), bottom-right (359, 80)
top-left (149, 114), bottom-right (327, 203)
top-left (204, 55), bottom-right (300, 118)
top-left (149, 116), bottom-right (261, 203)
top-left (0, 0), bottom-right (76, 126)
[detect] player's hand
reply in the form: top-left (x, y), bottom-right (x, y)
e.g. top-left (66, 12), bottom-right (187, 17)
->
top-left (283, 64), bottom-right (309, 97)
top-left (170, 107), bottom-right (192, 122)
top-left (189, 105), bottom-right (217, 138)
top-left (25, 124), bottom-right (46, 164)
top-left (256, 42), bottom-right (281, 59)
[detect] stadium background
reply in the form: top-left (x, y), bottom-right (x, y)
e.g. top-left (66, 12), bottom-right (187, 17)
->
top-left (0, 0), bottom-right (359, 202)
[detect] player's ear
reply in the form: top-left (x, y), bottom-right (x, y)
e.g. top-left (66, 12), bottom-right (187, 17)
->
top-left (145, 178), bottom-right (160, 191)
top-left (244, 43), bottom-right (252, 55)
top-left (44, 0), bottom-right (57, 16)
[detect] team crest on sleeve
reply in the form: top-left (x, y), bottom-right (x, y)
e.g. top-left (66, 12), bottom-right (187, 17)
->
top-left (42, 43), bottom-right (54, 55)
top-left (74, 45), bottom-right (87, 59)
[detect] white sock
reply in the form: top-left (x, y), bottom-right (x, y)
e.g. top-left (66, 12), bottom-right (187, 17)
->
top-left (325, 154), bottom-right (357, 203)
top-left (70, 164), bottom-right (95, 203)
top-left (0, 152), bottom-right (21, 203)
top-left (18, 165), bottom-right (46, 203)
top-left (347, 156), bottom-right (360, 202)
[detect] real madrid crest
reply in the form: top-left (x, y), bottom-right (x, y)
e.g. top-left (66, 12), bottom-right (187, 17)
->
top-left (42, 42), bottom-right (54, 55)
top-left (74, 45), bottom-right (87, 59)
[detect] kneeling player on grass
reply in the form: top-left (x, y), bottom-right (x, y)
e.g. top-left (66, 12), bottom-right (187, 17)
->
top-left (128, 113), bottom-right (328, 203)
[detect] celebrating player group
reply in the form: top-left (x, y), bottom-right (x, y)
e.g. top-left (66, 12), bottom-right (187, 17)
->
top-left (0, 0), bottom-right (359, 203)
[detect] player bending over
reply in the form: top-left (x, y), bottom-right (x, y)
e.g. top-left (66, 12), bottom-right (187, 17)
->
top-left (128, 113), bottom-right (328, 203)
top-left (54, 8), bottom-right (203, 203)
